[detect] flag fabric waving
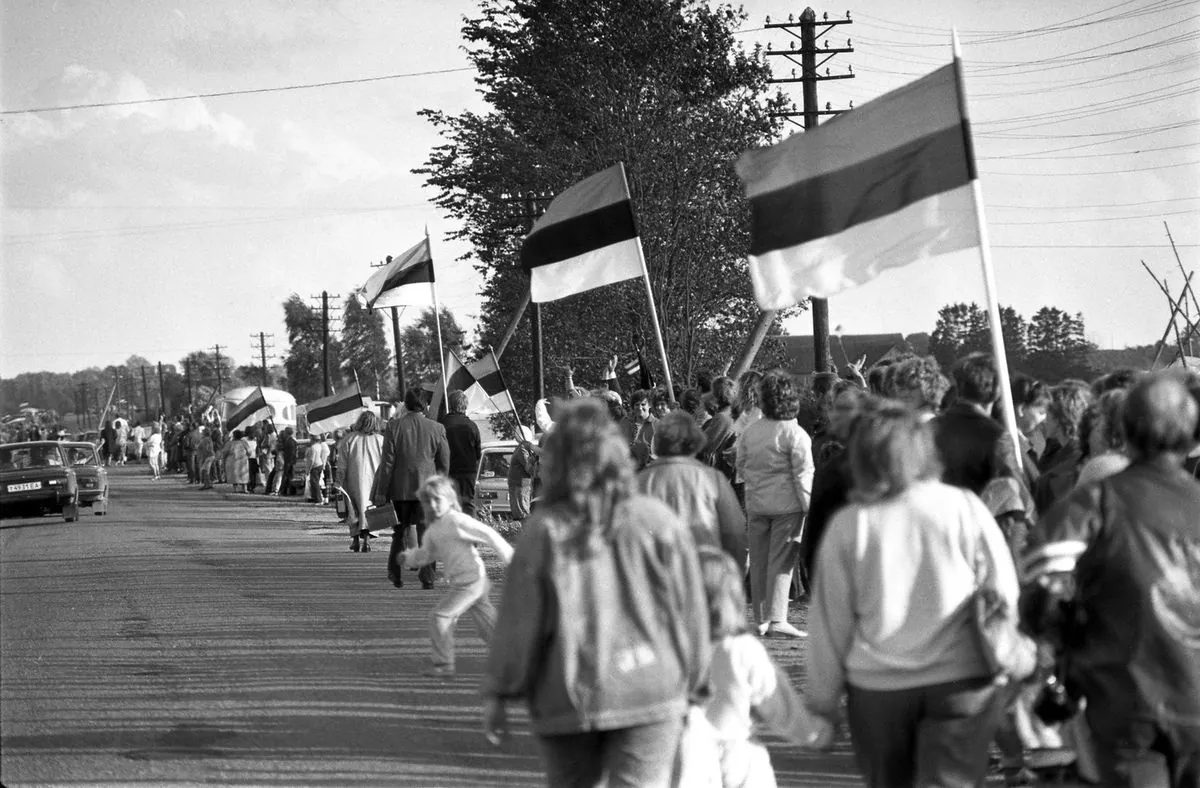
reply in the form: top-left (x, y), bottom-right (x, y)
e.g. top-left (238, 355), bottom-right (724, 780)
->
top-left (735, 61), bottom-right (977, 309)
top-left (429, 351), bottom-right (515, 419)
top-left (520, 163), bottom-right (644, 303)
top-left (624, 349), bottom-right (655, 390)
top-left (360, 237), bottom-right (435, 310)
top-left (304, 385), bottom-right (370, 435)
top-left (223, 387), bottom-right (271, 432)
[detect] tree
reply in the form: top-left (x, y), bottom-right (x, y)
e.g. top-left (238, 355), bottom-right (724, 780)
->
top-left (928, 303), bottom-right (1028, 372)
top-left (282, 295), bottom-right (344, 403)
top-left (1027, 307), bottom-right (1095, 381)
top-left (401, 308), bottom-right (469, 395)
top-left (416, 0), bottom-right (793, 412)
top-left (340, 296), bottom-right (394, 399)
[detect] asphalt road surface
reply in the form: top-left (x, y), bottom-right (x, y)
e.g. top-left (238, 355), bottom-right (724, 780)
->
top-left (1, 465), bottom-right (867, 787)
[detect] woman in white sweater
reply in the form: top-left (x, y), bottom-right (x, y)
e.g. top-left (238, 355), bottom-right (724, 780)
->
top-left (806, 401), bottom-right (1020, 788)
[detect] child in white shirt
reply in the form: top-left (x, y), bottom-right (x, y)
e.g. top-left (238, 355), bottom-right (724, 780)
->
top-left (676, 545), bottom-right (833, 788)
top-left (402, 475), bottom-right (514, 678)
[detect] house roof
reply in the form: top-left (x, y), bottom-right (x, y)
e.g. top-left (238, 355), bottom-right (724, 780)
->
top-left (778, 333), bottom-right (909, 375)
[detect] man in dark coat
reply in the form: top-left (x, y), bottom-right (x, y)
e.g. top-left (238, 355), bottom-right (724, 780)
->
top-left (934, 352), bottom-right (1024, 496)
top-left (440, 389), bottom-right (481, 516)
top-left (374, 389), bottom-right (450, 589)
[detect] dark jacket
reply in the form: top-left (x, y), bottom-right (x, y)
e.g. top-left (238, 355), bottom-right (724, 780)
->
top-left (1033, 438), bottom-right (1082, 515)
top-left (484, 494), bottom-right (710, 736)
top-left (801, 451), bottom-right (853, 580)
top-left (934, 402), bottom-right (1023, 495)
top-left (441, 413), bottom-right (481, 477)
top-left (698, 409), bottom-right (736, 481)
top-left (1021, 458), bottom-right (1200, 741)
top-left (376, 410), bottom-right (450, 501)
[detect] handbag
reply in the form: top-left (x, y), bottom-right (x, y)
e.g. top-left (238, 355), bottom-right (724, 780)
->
top-left (364, 504), bottom-right (399, 534)
top-left (972, 538), bottom-right (1038, 685)
top-left (331, 485), bottom-right (351, 522)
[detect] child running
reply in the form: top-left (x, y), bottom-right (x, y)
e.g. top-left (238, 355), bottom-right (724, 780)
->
top-left (401, 474), bottom-right (514, 678)
top-left (677, 545), bottom-right (833, 788)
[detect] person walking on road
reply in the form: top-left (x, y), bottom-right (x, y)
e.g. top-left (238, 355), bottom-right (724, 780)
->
top-left (336, 411), bottom-right (385, 553)
top-left (483, 399), bottom-right (710, 788)
top-left (276, 427), bottom-right (298, 496)
top-left (305, 433), bottom-right (330, 504)
top-left (145, 425), bottom-right (163, 479)
top-left (441, 390), bottom-right (482, 516)
top-left (400, 475), bottom-right (513, 678)
top-left (374, 390), bottom-right (450, 590)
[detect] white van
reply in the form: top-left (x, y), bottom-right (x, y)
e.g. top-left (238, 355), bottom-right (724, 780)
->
top-left (217, 386), bottom-right (298, 431)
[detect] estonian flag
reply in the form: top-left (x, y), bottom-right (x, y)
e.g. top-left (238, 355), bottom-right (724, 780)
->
top-left (224, 387), bottom-right (271, 432)
top-left (360, 238), bottom-right (434, 310)
top-left (520, 163), bottom-right (644, 303)
top-left (304, 385), bottom-right (369, 435)
top-left (735, 61), bottom-right (978, 309)
top-left (430, 352), bottom-right (516, 419)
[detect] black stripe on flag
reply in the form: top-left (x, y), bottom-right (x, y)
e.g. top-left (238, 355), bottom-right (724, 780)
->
top-left (447, 363), bottom-right (475, 393)
top-left (226, 390), bottom-right (267, 428)
top-left (476, 369), bottom-right (505, 398)
top-left (381, 258), bottom-right (434, 291)
top-left (306, 391), bottom-right (364, 424)
top-left (748, 123), bottom-right (971, 256)
top-left (520, 200), bottom-right (638, 271)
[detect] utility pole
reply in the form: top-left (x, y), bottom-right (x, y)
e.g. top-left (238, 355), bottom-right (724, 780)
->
top-left (157, 362), bottom-right (167, 417)
top-left (525, 195), bottom-right (545, 400)
top-left (251, 332), bottom-right (275, 387)
top-left (212, 344), bottom-right (225, 395)
top-left (141, 366), bottom-right (150, 421)
top-left (309, 291), bottom-right (341, 396)
top-left (184, 358), bottom-right (193, 407)
top-left (493, 193), bottom-right (551, 388)
top-left (760, 6), bottom-right (854, 375)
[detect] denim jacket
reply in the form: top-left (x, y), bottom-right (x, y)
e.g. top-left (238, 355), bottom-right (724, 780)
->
top-left (483, 494), bottom-right (711, 736)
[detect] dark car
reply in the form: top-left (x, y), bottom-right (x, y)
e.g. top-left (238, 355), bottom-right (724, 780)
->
top-left (61, 442), bottom-right (109, 515)
top-left (0, 441), bottom-right (80, 522)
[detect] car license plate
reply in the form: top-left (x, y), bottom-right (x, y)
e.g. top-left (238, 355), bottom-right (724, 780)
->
top-left (481, 491), bottom-right (498, 500)
top-left (8, 481), bottom-right (42, 492)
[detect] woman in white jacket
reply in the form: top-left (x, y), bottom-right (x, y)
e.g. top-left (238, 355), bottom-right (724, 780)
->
top-left (806, 401), bottom-right (1021, 788)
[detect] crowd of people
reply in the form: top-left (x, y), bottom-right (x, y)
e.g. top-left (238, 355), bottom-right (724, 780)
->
top-left (26, 352), bottom-right (1195, 787)
top-left (450, 355), bottom-right (1196, 788)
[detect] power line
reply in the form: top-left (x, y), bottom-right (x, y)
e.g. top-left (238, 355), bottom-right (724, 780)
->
top-left (982, 158), bottom-right (1200, 176)
top-left (0, 66), bottom-right (474, 115)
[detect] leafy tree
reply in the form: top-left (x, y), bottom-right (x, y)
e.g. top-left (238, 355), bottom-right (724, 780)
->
top-left (929, 303), bottom-right (1028, 372)
top-left (1027, 307), bottom-right (1095, 381)
top-left (401, 308), bottom-right (469, 394)
top-left (341, 296), bottom-right (394, 399)
top-left (282, 294), bottom-right (344, 403)
top-left (416, 0), bottom-right (792, 411)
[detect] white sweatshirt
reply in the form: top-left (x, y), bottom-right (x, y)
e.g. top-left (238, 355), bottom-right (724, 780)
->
top-left (404, 510), bottom-right (514, 585)
top-left (805, 480), bottom-right (1019, 716)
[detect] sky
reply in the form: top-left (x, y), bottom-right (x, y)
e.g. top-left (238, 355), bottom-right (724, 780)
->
top-left (2, 0), bottom-right (1197, 380)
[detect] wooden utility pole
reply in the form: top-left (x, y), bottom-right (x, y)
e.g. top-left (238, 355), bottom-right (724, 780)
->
top-left (251, 332), bottom-right (274, 387)
top-left (212, 344), bottom-right (225, 395)
top-left (748, 5), bottom-right (854, 376)
top-left (157, 362), bottom-right (166, 417)
top-left (184, 359), bottom-right (193, 406)
top-left (140, 365), bottom-right (150, 420)
top-left (391, 305), bottom-right (406, 400)
top-left (525, 195), bottom-right (545, 400)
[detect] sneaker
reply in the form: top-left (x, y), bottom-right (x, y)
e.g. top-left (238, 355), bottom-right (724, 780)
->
top-left (422, 665), bottom-right (455, 678)
top-left (767, 622), bottom-right (808, 639)
top-left (756, 622), bottom-right (771, 637)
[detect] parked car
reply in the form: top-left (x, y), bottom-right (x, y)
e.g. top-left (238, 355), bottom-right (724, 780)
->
top-left (474, 440), bottom-right (517, 518)
top-left (61, 442), bottom-right (109, 515)
top-left (0, 441), bottom-right (80, 522)
top-left (75, 430), bottom-right (102, 447)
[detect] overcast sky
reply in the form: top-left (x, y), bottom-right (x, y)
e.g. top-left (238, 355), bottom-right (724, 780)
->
top-left (2, 0), bottom-right (1197, 378)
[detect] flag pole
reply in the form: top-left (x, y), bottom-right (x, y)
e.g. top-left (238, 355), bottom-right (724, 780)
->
top-left (427, 227), bottom-right (450, 411)
top-left (953, 31), bottom-right (1023, 474)
top-left (618, 162), bottom-right (676, 403)
top-left (490, 348), bottom-right (527, 437)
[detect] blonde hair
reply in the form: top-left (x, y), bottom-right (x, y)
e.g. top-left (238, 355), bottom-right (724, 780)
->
top-left (417, 474), bottom-right (461, 512)
top-left (848, 401), bottom-right (942, 503)
top-left (540, 399), bottom-right (633, 532)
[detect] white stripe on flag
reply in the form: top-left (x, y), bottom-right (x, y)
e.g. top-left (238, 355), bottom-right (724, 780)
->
top-left (529, 237), bottom-right (643, 304)
top-left (748, 183), bottom-right (977, 307)
top-left (370, 281), bottom-right (433, 310)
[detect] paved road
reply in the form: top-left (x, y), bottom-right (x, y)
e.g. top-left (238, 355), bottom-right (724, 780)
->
top-left (1, 465), bottom-right (864, 787)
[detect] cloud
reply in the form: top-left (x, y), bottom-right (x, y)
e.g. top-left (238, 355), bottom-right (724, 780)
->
top-left (168, 7), bottom-right (339, 73)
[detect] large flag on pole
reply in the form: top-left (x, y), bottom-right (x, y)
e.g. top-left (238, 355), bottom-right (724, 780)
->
top-left (224, 387), bottom-right (271, 432)
top-left (735, 62), bottom-right (977, 309)
top-left (304, 385), bottom-right (369, 435)
top-left (360, 238), bottom-right (434, 310)
top-left (520, 164), bottom-right (644, 303)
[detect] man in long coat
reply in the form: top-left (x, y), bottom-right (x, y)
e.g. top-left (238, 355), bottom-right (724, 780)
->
top-left (374, 389), bottom-right (449, 589)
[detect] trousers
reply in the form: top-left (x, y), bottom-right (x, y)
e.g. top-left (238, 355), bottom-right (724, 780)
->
top-left (429, 575), bottom-right (495, 668)
top-left (538, 716), bottom-right (685, 788)
top-left (747, 511), bottom-right (803, 623)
